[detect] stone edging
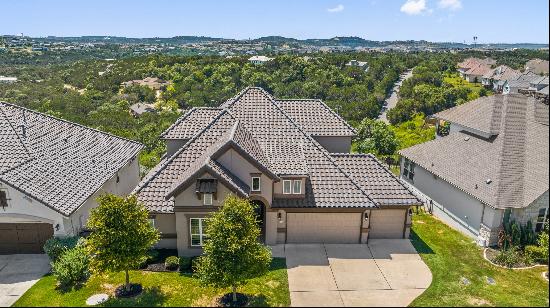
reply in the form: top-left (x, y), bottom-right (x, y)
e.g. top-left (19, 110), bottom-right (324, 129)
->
top-left (483, 248), bottom-right (547, 270)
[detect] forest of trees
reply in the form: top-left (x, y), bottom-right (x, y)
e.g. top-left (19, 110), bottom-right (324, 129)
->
top-left (0, 49), bottom-right (547, 173)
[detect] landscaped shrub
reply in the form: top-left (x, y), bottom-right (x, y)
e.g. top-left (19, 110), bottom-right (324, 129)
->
top-left (525, 245), bottom-right (547, 264)
top-left (492, 247), bottom-right (529, 268)
top-left (179, 257), bottom-right (192, 272)
top-left (165, 256), bottom-right (180, 270)
top-left (43, 236), bottom-right (80, 262)
top-left (51, 244), bottom-right (90, 288)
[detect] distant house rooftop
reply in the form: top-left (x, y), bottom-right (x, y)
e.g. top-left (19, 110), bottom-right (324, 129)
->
top-left (129, 102), bottom-right (156, 116)
top-left (248, 56), bottom-right (273, 64)
top-left (121, 77), bottom-right (170, 90)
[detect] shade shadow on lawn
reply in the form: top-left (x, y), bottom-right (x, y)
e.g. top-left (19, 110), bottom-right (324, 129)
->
top-left (101, 286), bottom-right (166, 307)
top-left (409, 229), bottom-right (435, 255)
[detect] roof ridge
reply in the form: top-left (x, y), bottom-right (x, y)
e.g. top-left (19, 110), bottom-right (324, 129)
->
top-left (0, 101), bottom-right (143, 147)
top-left (250, 88), bottom-right (376, 206)
top-left (133, 109), bottom-right (235, 194)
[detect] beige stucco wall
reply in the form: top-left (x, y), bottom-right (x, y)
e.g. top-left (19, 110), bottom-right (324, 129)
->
top-left (0, 156), bottom-right (140, 237)
top-left (173, 172), bottom-right (234, 207)
top-left (312, 136), bottom-right (352, 153)
top-left (153, 213), bottom-right (177, 249)
top-left (217, 148), bottom-right (273, 204)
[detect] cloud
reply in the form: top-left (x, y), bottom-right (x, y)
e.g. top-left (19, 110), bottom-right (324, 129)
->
top-left (400, 0), bottom-right (428, 15)
top-left (327, 4), bottom-right (344, 13)
top-left (438, 0), bottom-right (462, 10)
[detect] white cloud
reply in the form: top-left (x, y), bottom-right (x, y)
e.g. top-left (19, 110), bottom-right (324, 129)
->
top-left (438, 0), bottom-right (462, 10)
top-left (400, 0), bottom-right (428, 15)
top-left (327, 4), bottom-right (344, 13)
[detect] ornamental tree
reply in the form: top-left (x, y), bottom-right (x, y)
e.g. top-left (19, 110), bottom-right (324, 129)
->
top-left (356, 118), bottom-right (399, 156)
top-left (86, 194), bottom-right (159, 292)
top-left (194, 195), bottom-right (272, 304)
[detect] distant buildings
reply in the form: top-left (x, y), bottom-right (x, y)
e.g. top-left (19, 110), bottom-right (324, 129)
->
top-left (481, 65), bottom-right (521, 93)
top-left (345, 60), bottom-right (369, 71)
top-left (248, 55), bottom-right (273, 65)
top-left (457, 58), bottom-right (496, 83)
top-left (524, 59), bottom-right (549, 75)
top-left (129, 102), bottom-right (157, 117)
top-left (0, 76), bottom-right (17, 83)
top-left (506, 72), bottom-right (549, 103)
top-left (121, 77), bottom-right (170, 91)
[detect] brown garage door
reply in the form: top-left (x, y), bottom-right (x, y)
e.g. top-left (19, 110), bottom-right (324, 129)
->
top-left (287, 213), bottom-right (361, 243)
top-left (0, 223), bottom-right (53, 254)
top-left (369, 209), bottom-right (406, 239)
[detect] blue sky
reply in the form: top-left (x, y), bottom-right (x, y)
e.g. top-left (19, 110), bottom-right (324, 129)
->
top-left (2, 0), bottom-right (548, 43)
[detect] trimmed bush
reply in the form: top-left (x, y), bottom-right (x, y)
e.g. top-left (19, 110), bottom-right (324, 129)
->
top-left (493, 247), bottom-right (530, 268)
top-left (51, 244), bottom-right (90, 288)
top-left (43, 236), bottom-right (80, 262)
top-left (179, 257), bottom-right (192, 272)
top-left (165, 256), bottom-right (179, 270)
top-left (525, 245), bottom-right (547, 264)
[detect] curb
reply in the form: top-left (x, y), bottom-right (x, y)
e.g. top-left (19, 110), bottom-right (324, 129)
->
top-left (483, 248), bottom-right (547, 270)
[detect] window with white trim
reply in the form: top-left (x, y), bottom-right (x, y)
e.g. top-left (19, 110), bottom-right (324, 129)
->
top-left (535, 208), bottom-right (549, 233)
top-left (190, 218), bottom-right (208, 247)
top-left (251, 177), bottom-right (261, 192)
top-left (283, 180), bottom-right (292, 194)
top-left (203, 193), bottom-right (213, 206)
top-left (292, 180), bottom-right (302, 194)
top-left (403, 158), bottom-right (415, 181)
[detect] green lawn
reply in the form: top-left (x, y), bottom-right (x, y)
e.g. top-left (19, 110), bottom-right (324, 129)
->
top-left (410, 213), bottom-right (549, 307)
top-left (443, 73), bottom-right (493, 101)
top-left (13, 258), bottom-right (289, 307)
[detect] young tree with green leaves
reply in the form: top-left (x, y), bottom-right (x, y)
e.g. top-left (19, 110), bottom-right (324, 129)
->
top-left (356, 118), bottom-right (399, 156)
top-left (86, 194), bottom-right (159, 292)
top-left (194, 195), bottom-right (272, 304)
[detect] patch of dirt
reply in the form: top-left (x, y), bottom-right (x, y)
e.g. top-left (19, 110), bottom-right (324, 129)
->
top-left (193, 294), bottom-right (219, 307)
top-left (115, 283), bottom-right (142, 298)
top-left (416, 220), bottom-right (425, 224)
top-left (265, 280), bottom-right (279, 288)
top-left (101, 283), bottom-right (116, 295)
top-left (467, 297), bottom-right (492, 306)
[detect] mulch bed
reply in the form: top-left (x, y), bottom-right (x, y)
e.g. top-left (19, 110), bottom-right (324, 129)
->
top-left (217, 293), bottom-right (249, 307)
top-left (141, 262), bottom-right (179, 272)
top-left (115, 283), bottom-right (142, 298)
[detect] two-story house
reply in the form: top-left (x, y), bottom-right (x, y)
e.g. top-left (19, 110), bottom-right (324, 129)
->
top-left (0, 102), bottom-right (143, 254)
top-left (399, 94), bottom-right (549, 246)
top-left (134, 87), bottom-right (421, 256)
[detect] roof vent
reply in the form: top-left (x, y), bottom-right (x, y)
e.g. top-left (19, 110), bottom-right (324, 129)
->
top-left (464, 136), bottom-right (470, 141)
top-left (486, 179), bottom-right (492, 184)
top-left (475, 184), bottom-right (479, 189)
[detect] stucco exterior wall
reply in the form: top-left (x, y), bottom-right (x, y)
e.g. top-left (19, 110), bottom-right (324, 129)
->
top-left (173, 172), bottom-right (235, 207)
top-left (153, 213), bottom-right (177, 249)
top-left (312, 136), bottom-right (352, 153)
top-left (0, 156), bottom-right (140, 237)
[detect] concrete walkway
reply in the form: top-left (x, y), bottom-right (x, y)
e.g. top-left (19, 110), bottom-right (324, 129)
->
top-left (0, 254), bottom-right (50, 307)
top-left (378, 69), bottom-right (414, 123)
top-left (272, 240), bottom-right (432, 307)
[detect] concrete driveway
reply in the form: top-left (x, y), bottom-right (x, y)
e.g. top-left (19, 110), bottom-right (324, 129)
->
top-left (273, 240), bottom-right (432, 307)
top-left (0, 254), bottom-right (50, 307)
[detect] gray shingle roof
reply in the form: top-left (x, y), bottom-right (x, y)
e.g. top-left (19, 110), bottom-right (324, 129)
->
top-left (435, 96), bottom-right (503, 136)
top-left (160, 108), bottom-right (223, 140)
top-left (137, 87), bottom-right (419, 212)
top-left (399, 94), bottom-right (549, 209)
top-left (275, 99), bottom-right (356, 136)
top-left (0, 102), bottom-right (143, 216)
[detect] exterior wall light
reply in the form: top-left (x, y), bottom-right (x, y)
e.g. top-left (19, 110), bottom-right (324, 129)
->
top-left (364, 212), bottom-right (369, 220)
top-left (55, 223), bottom-right (60, 231)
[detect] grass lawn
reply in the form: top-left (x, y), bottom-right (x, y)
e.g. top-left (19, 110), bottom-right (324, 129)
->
top-left (13, 258), bottom-right (289, 307)
top-left (443, 73), bottom-right (493, 101)
top-left (410, 212), bottom-right (549, 307)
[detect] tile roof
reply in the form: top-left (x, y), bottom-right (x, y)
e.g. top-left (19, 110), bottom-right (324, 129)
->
top-left (399, 94), bottom-right (549, 209)
top-left (482, 65), bottom-right (521, 81)
top-left (0, 102), bottom-right (143, 216)
top-left (160, 108), bottom-right (223, 140)
top-left (465, 63), bottom-right (492, 77)
top-left (274, 99), bottom-right (356, 136)
top-left (137, 87), bottom-right (419, 212)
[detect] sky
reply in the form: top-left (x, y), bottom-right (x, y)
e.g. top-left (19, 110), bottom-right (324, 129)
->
top-left (2, 0), bottom-right (549, 43)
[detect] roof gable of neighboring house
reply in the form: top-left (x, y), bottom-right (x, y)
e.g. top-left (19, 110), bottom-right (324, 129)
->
top-left (400, 94), bottom-right (549, 209)
top-left (0, 102), bottom-right (143, 216)
top-left (160, 107), bottom-right (223, 140)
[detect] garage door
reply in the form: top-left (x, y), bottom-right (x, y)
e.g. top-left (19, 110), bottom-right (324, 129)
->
top-left (0, 223), bottom-right (53, 254)
top-left (287, 213), bottom-right (361, 243)
top-left (369, 209), bottom-right (406, 239)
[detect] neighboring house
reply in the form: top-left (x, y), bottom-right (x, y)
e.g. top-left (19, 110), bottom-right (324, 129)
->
top-left (345, 60), bottom-right (369, 71)
top-left (130, 102), bottom-right (156, 117)
top-left (0, 76), bottom-right (17, 83)
top-left (0, 102), bottom-right (143, 254)
top-left (463, 63), bottom-right (492, 83)
top-left (134, 87), bottom-right (421, 256)
top-left (506, 71), bottom-right (541, 94)
top-left (121, 77), bottom-right (170, 91)
top-left (248, 56), bottom-right (273, 65)
top-left (457, 57), bottom-right (496, 78)
top-left (399, 94), bottom-right (549, 247)
top-left (481, 65), bottom-right (520, 92)
top-left (525, 58), bottom-right (549, 75)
